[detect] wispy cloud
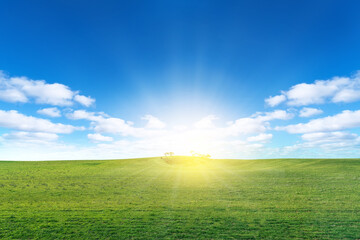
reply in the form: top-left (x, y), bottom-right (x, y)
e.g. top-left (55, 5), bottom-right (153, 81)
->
top-left (2, 131), bottom-right (59, 142)
top-left (277, 110), bottom-right (360, 134)
top-left (74, 95), bottom-right (95, 107)
top-left (0, 110), bottom-right (84, 134)
top-left (194, 115), bottom-right (218, 129)
top-left (87, 133), bottom-right (113, 142)
top-left (299, 107), bottom-right (323, 118)
top-left (142, 115), bottom-right (166, 129)
top-left (37, 107), bottom-right (61, 117)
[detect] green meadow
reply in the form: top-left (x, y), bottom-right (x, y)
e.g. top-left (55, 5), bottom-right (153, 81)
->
top-left (1, 157), bottom-right (360, 239)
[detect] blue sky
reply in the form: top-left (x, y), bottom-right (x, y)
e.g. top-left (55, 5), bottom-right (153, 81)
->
top-left (1, 0), bottom-right (360, 160)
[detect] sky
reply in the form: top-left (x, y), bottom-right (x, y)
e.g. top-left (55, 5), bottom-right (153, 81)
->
top-left (1, 0), bottom-right (360, 160)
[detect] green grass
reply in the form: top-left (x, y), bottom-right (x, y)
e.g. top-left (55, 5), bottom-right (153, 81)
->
top-left (1, 157), bottom-right (360, 239)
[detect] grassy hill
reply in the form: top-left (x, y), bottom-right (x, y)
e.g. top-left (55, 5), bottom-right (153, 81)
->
top-left (1, 157), bottom-right (360, 239)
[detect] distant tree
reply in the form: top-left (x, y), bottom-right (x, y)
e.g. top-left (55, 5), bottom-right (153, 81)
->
top-left (164, 152), bottom-right (174, 157)
top-left (163, 152), bottom-right (175, 163)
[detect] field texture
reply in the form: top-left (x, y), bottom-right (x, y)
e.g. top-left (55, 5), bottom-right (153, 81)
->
top-left (0, 157), bottom-right (360, 239)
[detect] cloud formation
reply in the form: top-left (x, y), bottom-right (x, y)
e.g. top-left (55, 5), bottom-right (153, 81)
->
top-left (299, 107), bottom-right (323, 118)
top-left (37, 107), bottom-right (61, 117)
top-left (0, 70), bottom-right (95, 107)
top-left (265, 94), bottom-right (286, 107)
top-left (0, 110), bottom-right (83, 134)
top-left (266, 71), bottom-right (360, 106)
top-left (87, 133), bottom-right (113, 142)
top-left (2, 69), bottom-right (360, 160)
top-left (277, 110), bottom-right (360, 134)
top-left (194, 115), bottom-right (218, 129)
top-left (74, 95), bottom-right (95, 107)
top-left (247, 133), bottom-right (273, 142)
top-left (142, 115), bottom-right (166, 129)
top-left (2, 131), bottom-right (59, 142)
top-left (61, 109), bottom-right (293, 159)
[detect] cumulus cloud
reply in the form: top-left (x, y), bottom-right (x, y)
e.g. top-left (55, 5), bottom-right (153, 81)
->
top-left (93, 117), bottom-right (139, 136)
top-left (194, 115), bottom-right (218, 129)
top-left (142, 115), bottom-right (166, 129)
top-left (266, 71), bottom-right (360, 106)
top-left (2, 131), bottom-right (59, 142)
top-left (74, 94), bottom-right (95, 107)
top-left (37, 107), bottom-right (61, 117)
top-left (66, 109), bottom-right (291, 147)
top-left (0, 70), bottom-right (95, 106)
top-left (11, 77), bottom-right (74, 106)
top-left (278, 131), bottom-right (360, 157)
top-left (87, 133), bottom-right (113, 142)
top-left (0, 110), bottom-right (83, 134)
top-left (66, 109), bottom-right (102, 121)
top-left (299, 107), bottom-right (323, 117)
top-left (277, 110), bottom-right (360, 134)
top-left (255, 109), bottom-right (294, 121)
top-left (332, 88), bottom-right (360, 103)
top-left (247, 133), bottom-right (273, 142)
top-left (265, 94), bottom-right (286, 107)
top-left (0, 108), bottom-right (298, 160)
top-left (66, 110), bottom-right (148, 137)
top-left (218, 110), bottom-right (293, 137)
top-left (301, 131), bottom-right (359, 143)
top-left (0, 88), bottom-right (28, 103)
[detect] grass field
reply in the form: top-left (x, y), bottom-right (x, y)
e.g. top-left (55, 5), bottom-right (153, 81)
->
top-left (0, 157), bottom-right (360, 239)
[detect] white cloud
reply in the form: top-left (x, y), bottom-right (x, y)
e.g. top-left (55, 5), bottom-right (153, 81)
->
top-left (66, 109), bottom-right (102, 121)
top-left (93, 117), bottom-right (149, 137)
top-left (301, 131), bottom-right (359, 143)
top-left (0, 88), bottom-right (28, 103)
top-left (286, 77), bottom-right (348, 106)
top-left (0, 109), bottom-right (308, 160)
top-left (226, 117), bottom-right (268, 135)
top-left (225, 110), bottom-right (293, 136)
top-left (142, 115), bottom-right (166, 129)
top-left (194, 115), bottom-right (217, 129)
top-left (67, 110), bottom-right (139, 136)
top-left (278, 110), bottom-right (360, 134)
top-left (0, 109), bottom-right (291, 160)
top-left (0, 70), bottom-right (95, 107)
top-left (299, 107), bottom-right (323, 117)
top-left (332, 89), bottom-right (360, 103)
top-left (0, 110), bottom-right (83, 134)
top-left (206, 110), bottom-right (291, 141)
top-left (87, 133), bottom-right (113, 142)
top-left (247, 133), bottom-right (273, 142)
top-left (265, 94), bottom-right (286, 107)
top-left (74, 94), bottom-right (95, 107)
top-left (11, 77), bottom-right (74, 106)
top-left (277, 131), bottom-right (360, 156)
top-left (256, 110), bottom-right (294, 121)
top-left (65, 110), bottom-right (292, 155)
top-left (66, 110), bottom-right (166, 137)
top-left (2, 131), bottom-right (59, 142)
top-left (37, 107), bottom-right (61, 117)
top-left (266, 71), bottom-right (360, 106)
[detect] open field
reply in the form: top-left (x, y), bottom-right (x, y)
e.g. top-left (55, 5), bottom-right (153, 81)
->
top-left (0, 157), bottom-right (360, 239)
